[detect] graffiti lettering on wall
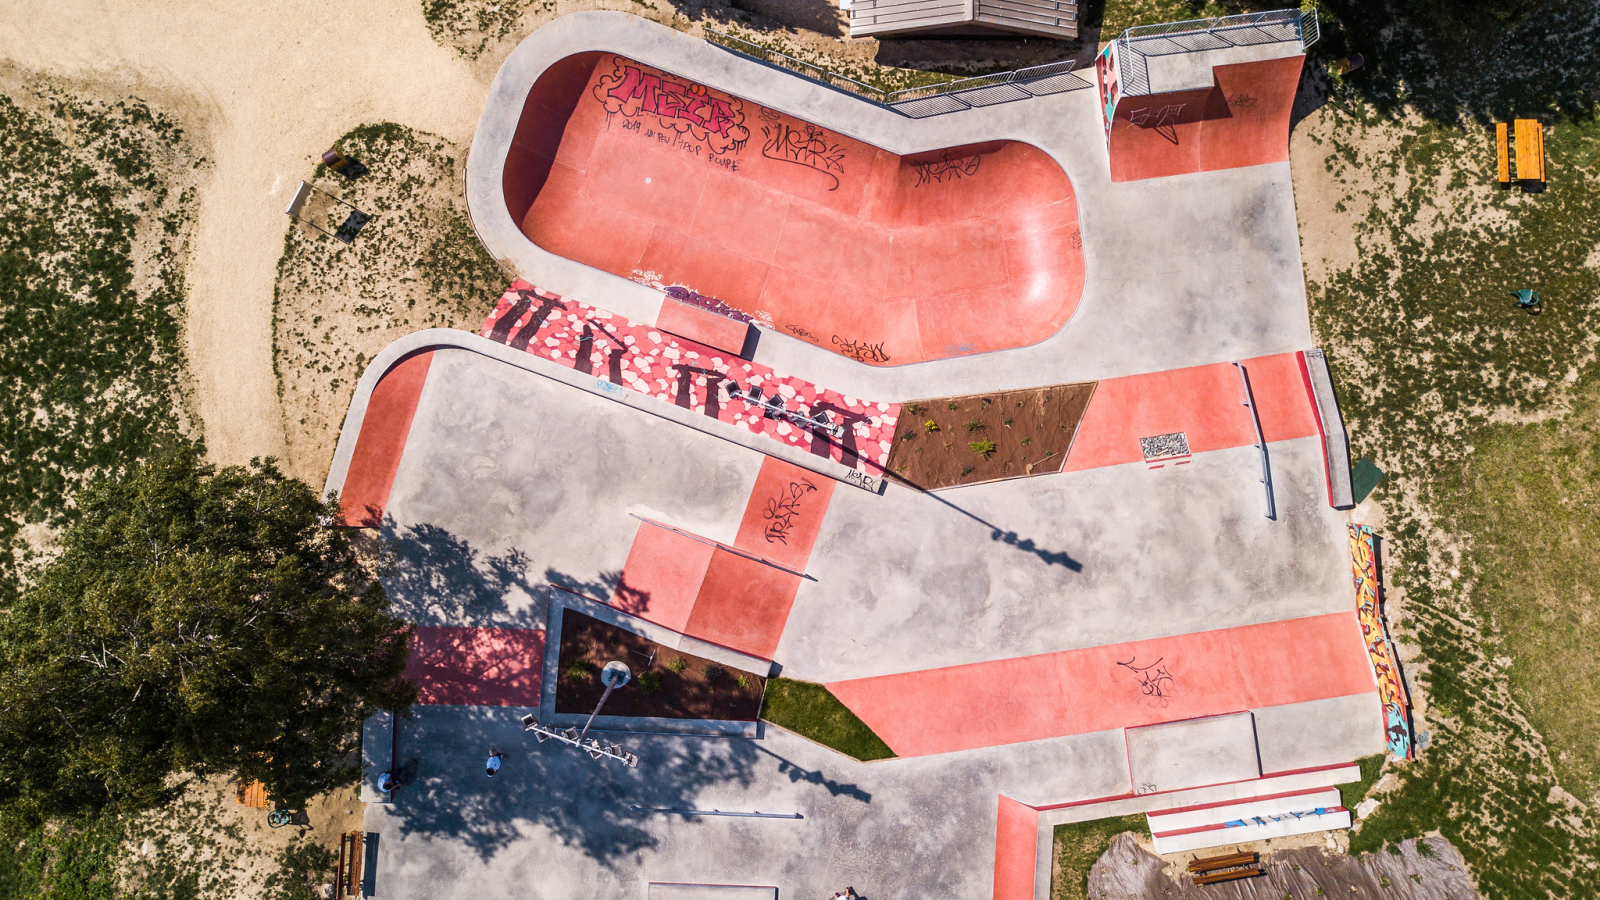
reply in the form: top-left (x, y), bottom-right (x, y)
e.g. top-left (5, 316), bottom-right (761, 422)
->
top-left (1128, 103), bottom-right (1185, 145)
top-left (832, 335), bottom-right (891, 364)
top-left (913, 149), bottom-right (981, 187)
top-left (763, 479), bottom-right (818, 546)
top-left (594, 57), bottom-right (750, 156)
top-left (1226, 93), bottom-right (1259, 109)
top-left (1349, 524), bottom-right (1414, 759)
top-left (785, 324), bottom-right (819, 342)
top-left (1117, 656), bottom-right (1176, 699)
top-left (760, 121), bottom-right (848, 191)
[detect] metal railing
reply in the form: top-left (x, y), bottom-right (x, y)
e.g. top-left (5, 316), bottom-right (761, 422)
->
top-left (703, 27), bottom-right (1091, 118)
top-left (1114, 7), bottom-right (1318, 97)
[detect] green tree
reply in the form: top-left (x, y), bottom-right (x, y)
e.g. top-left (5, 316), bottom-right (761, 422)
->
top-left (0, 449), bottom-right (415, 816)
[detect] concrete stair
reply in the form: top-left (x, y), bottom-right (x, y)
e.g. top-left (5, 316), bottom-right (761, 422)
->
top-left (1148, 787), bottom-right (1349, 854)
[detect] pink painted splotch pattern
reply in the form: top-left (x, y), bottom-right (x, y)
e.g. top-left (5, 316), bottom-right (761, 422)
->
top-left (481, 280), bottom-right (899, 471)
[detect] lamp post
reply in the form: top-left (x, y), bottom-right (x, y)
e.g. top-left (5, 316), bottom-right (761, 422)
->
top-left (579, 661), bottom-right (631, 741)
top-left (522, 660), bottom-right (640, 767)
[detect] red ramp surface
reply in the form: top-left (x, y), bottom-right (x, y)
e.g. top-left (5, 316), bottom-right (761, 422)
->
top-left (503, 55), bottom-right (1085, 365)
top-left (405, 626), bottom-right (545, 706)
top-left (339, 350), bottom-right (434, 526)
top-left (826, 612), bottom-right (1374, 757)
top-left (1062, 352), bottom-right (1319, 472)
top-left (993, 795), bottom-right (1041, 900)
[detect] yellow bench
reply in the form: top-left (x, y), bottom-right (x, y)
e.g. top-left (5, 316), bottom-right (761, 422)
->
top-left (1514, 118), bottom-right (1545, 184)
top-left (1496, 123), bottom-right (1510, 186)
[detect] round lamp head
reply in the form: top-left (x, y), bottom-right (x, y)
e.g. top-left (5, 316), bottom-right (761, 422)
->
top-left (601, 661), bottom-right (632, 688)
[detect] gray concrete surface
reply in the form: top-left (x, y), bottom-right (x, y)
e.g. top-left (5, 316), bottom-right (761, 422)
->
top-left (779, 436), bottom-right (1349, 681)
top-left (465, 12), bottom-right (1312, 402)
top-left (1126, 713), bottom-right (1260, 794)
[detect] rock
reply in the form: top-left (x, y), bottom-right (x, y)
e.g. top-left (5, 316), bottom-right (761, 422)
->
top-left (1356, 798), bottom-right (1382, 819)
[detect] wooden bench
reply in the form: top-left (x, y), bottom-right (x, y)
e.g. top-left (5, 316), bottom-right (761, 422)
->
top-left (1193, 866), bottom-right (1265, 885)
top-left (1514, 119), bottom-right (1545, 187)
top-left (335, 831), bottom-right (365, 897)
top-left (1496, 122), bottom-right (1511, 187)
top-left (1187, 850), bottom-right (1258, 873)
top-left (234, 778), bottom-right (270, 809)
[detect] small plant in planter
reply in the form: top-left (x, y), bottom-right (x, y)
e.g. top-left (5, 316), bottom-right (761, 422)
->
top-left (980, 398), bottom-right (991, 409)
top-left (964, 420), bottom-right (984, 433)
top-left (563, 660), bottom-right (591, 684)
top-left (924, 420), bottom-right (940, 432)
top-left (969, 439), bottom-right (997, 458)
top-left (703, 663), bottom-right (724, 681)
top-left (736, 674), bottom-right (752, 689)
top-left (904, 401), bottom-right (925, 415)
top-left (1021, 436), bottom-right (1032, 445)
top-left (961, 465), bottom-right (974, 476)
top-left (637, 670), bottom-right (663, 695)
top-left (946, 402), bottom-right (958, 410)
top-left (666, 656), bottom-right (689, 673)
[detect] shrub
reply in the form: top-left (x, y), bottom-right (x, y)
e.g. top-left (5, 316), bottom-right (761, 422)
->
top-left (964, 420), bottom-right (985, 432)
top-left (637, 671), bottom-right (663, 695)
top-left (969, 439), bottom-right (997, 458)
top-left (666, 656), bottom-right (689, 673)
top-left (924, 420), bottom-right (940, 432)
top-left (703, 663), bottom-right (724, 681)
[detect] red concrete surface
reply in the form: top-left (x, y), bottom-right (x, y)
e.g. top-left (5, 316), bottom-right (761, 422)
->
top-left (610, 523), bottom-right (715, 631)
top-left (732, 456), bottom-right (837, 571)
top-left (993, 795), bottom-right (1041, 900)
top-left (338, 350), bottom-right (434, 526)
top-left (502, 55), bottom-right (1085, 365)
top-left (1105, 55), bottom-right (1305, 183)
top-left (684, 547), bottom-right (802, 659)
top-left (1062, 352), bottom-right (1318, 472)
top-left (826, 612), bottom-right (1374, 757)
top-left (405, 626), bottom-right (545, 706)
top-left (655, 295), bottom-right (750, 355)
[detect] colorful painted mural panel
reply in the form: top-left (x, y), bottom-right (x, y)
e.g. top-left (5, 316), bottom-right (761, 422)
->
top-left (1349, 523), bottom-right (1413, 758)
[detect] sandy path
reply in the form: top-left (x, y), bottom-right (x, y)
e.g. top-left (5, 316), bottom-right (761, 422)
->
top-left (0, 0), bottom-right (486, 465)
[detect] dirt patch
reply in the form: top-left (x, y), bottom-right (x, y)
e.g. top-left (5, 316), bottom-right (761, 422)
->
top-left (1088, 832), bottom-right (1477, 900)
top-left (554, 611), bottom-right (765, 720)
top-left (272, 123), bottom-right (507, 486)
top-left (884, 383), bottom-right (1096, 490)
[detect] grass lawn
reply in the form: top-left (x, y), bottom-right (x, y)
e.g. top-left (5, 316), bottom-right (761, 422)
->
top-left (759, 678), bottom-right (895, 761)
top-left (1341, 753), bottom-right (1387, 810)
top-left (1050, 815), bottom-right (1149, 900)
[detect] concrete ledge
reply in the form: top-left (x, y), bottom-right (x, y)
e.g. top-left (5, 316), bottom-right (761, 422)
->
top-left (1301, 348), bottom-right (1354, 508)
top-left (324, 329), bottom-right (885, 504)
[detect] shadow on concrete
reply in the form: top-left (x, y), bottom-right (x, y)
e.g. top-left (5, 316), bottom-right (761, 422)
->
top-left (389, 706), bottom-right (763, 865)
top-left (922, 491), bottom-right (1083, 571)
top-left (754, 744), bottom-right (872, 804)
top-left (384, 519), bottom-right (543, 628)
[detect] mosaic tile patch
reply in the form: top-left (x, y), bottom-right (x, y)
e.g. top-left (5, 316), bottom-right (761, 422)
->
top-left (1139, 431), bottom-right (1191, 462)
top-left (481, 280), bottom-right (899, 472)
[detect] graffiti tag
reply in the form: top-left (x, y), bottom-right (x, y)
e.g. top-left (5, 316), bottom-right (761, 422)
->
top-left (760, 122), bottom-right (847, 191)
top-left (913, 149), bottom-right (981, 186)
top-left (593, 58), bottom-right (750, 156)
top-left (1128, 104), bottom-right (1185, 128)
top-left (1117, 656), bottom-right (1175, 699)
top-left (785, 324), bottom-right (819, 342)
top-left (763, 479), bottom-right (818, 545)
top-left (832, 335), bottom-right (890, 364)
top-left (1227, 93), bottom-right (1259, 109)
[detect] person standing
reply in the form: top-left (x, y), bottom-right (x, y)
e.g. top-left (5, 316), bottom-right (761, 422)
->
top-left (485, 749), bottom-right (504, 778)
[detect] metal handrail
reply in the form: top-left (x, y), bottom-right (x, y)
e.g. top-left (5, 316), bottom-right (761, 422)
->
top-left (1119, 8), bottom-right (1301, 42)
top-left (703, 27), bottom-right (1090, 118)
top-left (1113, 7), bottom-right (1316, 97)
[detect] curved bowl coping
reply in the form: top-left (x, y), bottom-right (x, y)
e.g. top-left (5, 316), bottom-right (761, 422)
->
top-left (323, 328), bottom-right (884, 510)
top-left (468, 11), bottom-right (1117, 401)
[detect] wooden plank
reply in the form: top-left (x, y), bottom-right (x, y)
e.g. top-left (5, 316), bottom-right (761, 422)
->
top-left (1496, 123), bottom-right (1510, 184)
top-left (1514, 119), bottom-right (1544, 182)
top-left (346, 832), bottom-right (364, 896)
top-left (1194, 867), bottom-right (1264, 885)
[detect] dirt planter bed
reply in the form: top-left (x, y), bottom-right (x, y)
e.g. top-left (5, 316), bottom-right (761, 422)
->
top-left (884, 383), bottom-right (1096, 490)
top-left (554, 610), bottom-right (765, 720)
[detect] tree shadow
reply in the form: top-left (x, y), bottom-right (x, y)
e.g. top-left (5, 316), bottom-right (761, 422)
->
top-left (382, 518), bottom-right (543, 627)
top-left (387, 705), bottom-right (763, 865)
top-left (1317, 0), bottom-right (1599, 125)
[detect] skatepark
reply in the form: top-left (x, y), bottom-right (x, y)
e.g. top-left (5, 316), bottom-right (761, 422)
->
top-left (325, 9), bottom-right (1403, 899)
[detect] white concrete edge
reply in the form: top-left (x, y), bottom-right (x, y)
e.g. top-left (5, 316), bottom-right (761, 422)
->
top-left (323, 329), bottom-right (886, 505)
top-left (1026, 762), bottom-right (1362, 900)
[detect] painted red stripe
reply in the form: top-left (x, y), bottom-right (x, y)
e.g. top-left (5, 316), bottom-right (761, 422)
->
top-left (404, 625), bottom-right (545, 706)
top-left (339, 351), bottom-right (434, 526)
top-left (826, 612), bottom-right (1374, 757)
top-left (1147, 786), bottom-right (1337, 820)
